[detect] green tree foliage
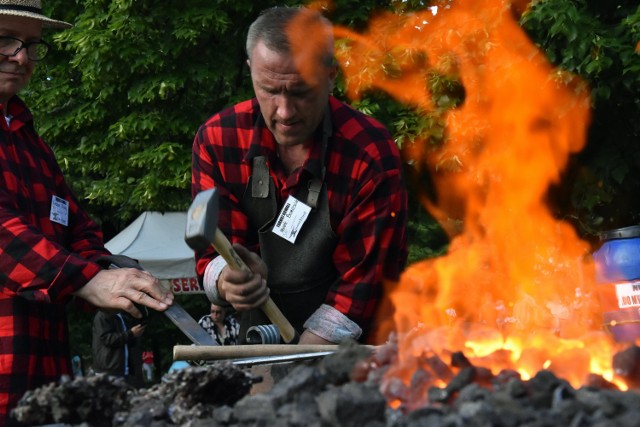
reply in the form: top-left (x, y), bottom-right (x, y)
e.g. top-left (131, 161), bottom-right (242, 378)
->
top-left (29, 0), bottom-right (303, 233)
top-left (520, 1), bottom-right (640, 238)
top-left (331, 0), bottom-right (640, 242)
top-left (30, 0), bottom-right (444, 234)
top-left (30, 1), bottom-right (640, 244)
top-left (340, 0), bottom-right (640, 242)
top-left (32, 0), bottom-right (437, 377)
top-left (31, 0), bottom-right (304, 376)
top-left (26, 0), bottom-right (640, 373)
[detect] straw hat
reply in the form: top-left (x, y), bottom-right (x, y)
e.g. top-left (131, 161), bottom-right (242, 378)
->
top-left (0, 0), bottom-right (72, 29)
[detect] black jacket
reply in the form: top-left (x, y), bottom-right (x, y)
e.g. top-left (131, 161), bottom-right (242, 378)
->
top-left (91, 311), bottom-right (143, 386)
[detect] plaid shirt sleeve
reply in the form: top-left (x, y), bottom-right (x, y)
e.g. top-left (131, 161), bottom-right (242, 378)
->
top-left (0, 98), bottom-right (107, 303)
top-left (324, 99), bottom-right (408, 332)
top-left (191, 99), bottom-right (259, 274)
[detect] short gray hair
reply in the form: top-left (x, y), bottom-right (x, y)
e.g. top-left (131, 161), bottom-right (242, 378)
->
top-left (246, 6), bottom-right (334, 67)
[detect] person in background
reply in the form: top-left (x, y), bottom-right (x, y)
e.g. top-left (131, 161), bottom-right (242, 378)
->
top-left (198, 303), bottom-right (241, 345)
top-left (0, 2), bottom-right (173, 424)
top-left (91, 310), bottom-right (146, 388)
top-left (141, 350), bottom-right (155, 383)
top-left (191, 6), bottom-right (408, 346)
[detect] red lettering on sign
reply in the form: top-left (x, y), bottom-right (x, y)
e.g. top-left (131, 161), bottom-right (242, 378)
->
top-left (172, 279), bottom-right (180, 293)
top-left (170, 278), bottom-right (201, 293)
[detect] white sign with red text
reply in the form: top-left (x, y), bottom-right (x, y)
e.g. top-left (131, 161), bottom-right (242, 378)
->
top-left (162, 278), bottom-right (205, 294)
top-left (616, 281), bottom-right (640, 308)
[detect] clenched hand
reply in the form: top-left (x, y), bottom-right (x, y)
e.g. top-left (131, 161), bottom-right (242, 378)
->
top-left (217, 244), bottom-right (269, 311)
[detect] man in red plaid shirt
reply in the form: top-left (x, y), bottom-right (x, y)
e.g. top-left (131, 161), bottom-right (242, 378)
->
top-left (192, 6), bottom-right (408, 346)
top-left (0, 2), bottom-right (174, 424)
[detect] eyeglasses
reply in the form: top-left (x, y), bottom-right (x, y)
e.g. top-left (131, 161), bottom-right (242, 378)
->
top-left (0, 36), bottom-right (51, 61)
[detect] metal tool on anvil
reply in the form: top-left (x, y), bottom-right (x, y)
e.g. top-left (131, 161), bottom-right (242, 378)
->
top-left (96, 254), bottom-right (217, 346)
top-left (185, 188), bottom-right (300, 344)
top-left (164, 304), bottom-right (218, 346)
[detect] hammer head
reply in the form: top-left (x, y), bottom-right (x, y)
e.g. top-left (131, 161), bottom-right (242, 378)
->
top-left (185, 188), bottom-right (219, 252)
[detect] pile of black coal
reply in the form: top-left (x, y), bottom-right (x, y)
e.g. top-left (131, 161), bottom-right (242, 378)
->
top-left (11, 361), bottom-right (255, 427)
top-left (11, 340), bottom-right (640, 426)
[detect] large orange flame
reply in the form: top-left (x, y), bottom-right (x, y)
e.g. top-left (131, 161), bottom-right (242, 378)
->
top-left (301, 0), bottom-right (628, 398)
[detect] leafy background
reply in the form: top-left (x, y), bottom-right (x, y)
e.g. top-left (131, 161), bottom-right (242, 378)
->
top-left (25, 0), bottom-right (640, 378)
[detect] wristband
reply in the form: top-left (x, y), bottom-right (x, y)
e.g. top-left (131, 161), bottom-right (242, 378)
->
top-left (203, 256), bottom-right (231, 306)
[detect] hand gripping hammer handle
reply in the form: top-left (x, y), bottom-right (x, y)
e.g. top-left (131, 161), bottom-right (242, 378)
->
top-left (185, 188), bottom-right (299, 344)
top-left (212, 229), bottom-right (299, 344)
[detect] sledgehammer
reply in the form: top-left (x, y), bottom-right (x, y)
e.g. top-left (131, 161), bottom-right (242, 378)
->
top-left (185, 188), bottom-right (299, 344)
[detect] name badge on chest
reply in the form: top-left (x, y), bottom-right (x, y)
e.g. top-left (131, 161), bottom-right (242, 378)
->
top-left (50, 195), bottom-right (69, 226)
top-left (272, 195), bottom-right (311, 244)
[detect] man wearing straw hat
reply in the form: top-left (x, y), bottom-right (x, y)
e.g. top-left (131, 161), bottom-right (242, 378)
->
top-left (0, 2), bottom-right (174, 424)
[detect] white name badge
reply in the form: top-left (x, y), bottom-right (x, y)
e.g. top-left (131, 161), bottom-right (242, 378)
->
top-left (50, 195), bottom-right (69, 226)
top-left (272, 195), bottom-right (311, 244)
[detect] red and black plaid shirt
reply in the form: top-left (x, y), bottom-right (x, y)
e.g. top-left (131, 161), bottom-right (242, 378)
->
top-left (0, 96), bottom-right (108, 424)
top-left (192, 96), bottom-right (408, 333)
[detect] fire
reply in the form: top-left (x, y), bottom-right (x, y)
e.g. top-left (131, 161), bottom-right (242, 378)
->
top-left (314, 0), bottom-right (630, 399)
top-left (282, 0), bottom-right (635, 409)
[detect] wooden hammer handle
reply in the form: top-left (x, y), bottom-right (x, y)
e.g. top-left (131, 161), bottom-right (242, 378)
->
top-left (213, 229), bottom-right (252, 273)
top-left (212, 229), bottom-right (299, 344)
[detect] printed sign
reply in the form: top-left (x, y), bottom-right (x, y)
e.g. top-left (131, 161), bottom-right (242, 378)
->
top-left (166, 278), bottom-right (204, 294)
top-left (616, 281), bottom-right (640, 308)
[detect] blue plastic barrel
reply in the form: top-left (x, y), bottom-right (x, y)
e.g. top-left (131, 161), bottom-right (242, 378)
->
top-left (593, 225), bottom-right (640, 342)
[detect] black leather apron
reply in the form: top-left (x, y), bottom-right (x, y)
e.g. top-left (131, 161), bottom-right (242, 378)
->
top-left (238, 111), bottom-right (338, 342)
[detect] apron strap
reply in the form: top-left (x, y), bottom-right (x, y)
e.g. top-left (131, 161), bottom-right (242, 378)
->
top-left (252, 156), bottom-right (270, 198)
top-left (306, 106), bottom-right (332, 209)
top-left (307, 178), bottom-right (322, 208)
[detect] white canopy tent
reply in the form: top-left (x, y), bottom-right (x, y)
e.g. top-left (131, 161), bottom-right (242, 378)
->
top-left (105, 211), bottom-right (204, 294)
